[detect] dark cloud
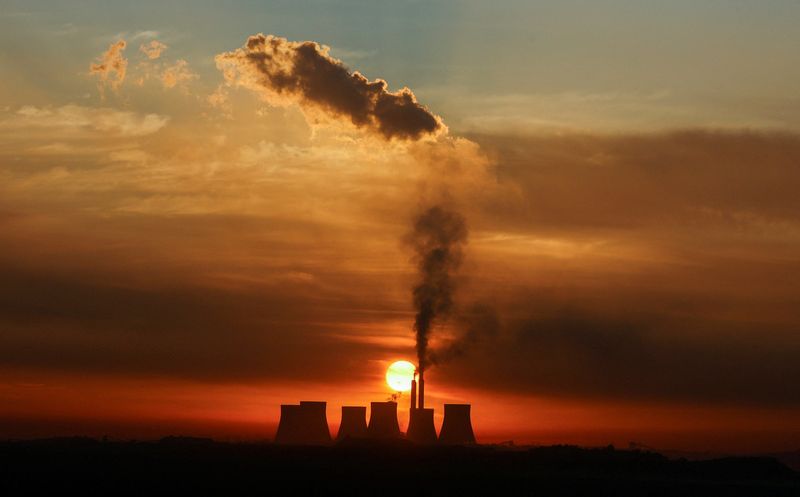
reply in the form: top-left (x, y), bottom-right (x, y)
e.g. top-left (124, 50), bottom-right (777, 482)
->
top-left (215, 34), bottom-right (444, 140)
top-left (0, 213), bottom-right (409, 384)
top-left (468, 130), bottom-right (800, 232)
top-left (0, 258), bottom-right (383, 382)
top-left (435, 295), bottom-right (800, 407)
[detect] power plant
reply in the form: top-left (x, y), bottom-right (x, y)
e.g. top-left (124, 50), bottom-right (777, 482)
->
top-left (274, 366), bottom-right (476, 446)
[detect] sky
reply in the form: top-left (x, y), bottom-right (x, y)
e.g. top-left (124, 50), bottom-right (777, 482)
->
top-left (1, 0), bottom-right (799, 453)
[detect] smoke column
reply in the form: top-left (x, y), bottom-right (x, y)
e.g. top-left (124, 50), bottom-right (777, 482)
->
top-left (408, 206), bottom-right (468, 372)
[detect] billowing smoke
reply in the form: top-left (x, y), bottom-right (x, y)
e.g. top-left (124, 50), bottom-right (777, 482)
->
top-left (215, 34), bottom-right (486, 372)
top-left (407, 206), bottom-right (468, 371)
top-left (215, 34), bottom-right (444, 140)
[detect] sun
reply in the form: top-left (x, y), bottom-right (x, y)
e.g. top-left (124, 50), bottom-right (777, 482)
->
top-left (385, 360), bottom-right (416, 392)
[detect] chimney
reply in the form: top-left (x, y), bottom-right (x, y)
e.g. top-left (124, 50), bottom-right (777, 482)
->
top-left (438, 404), bottom-right (476, 445)
top-left (275, 401), bottom-right (331, 445)
top-left (418, 368), bottom-right (425, 409)
top-left (410, 378), bottom-right (417, 412)
top-left (406, 407), bottom-right (437, 444)
top-left (367, 401), bottom-right (401, 439)
top-left (336, 406), bottom-right (368, 441)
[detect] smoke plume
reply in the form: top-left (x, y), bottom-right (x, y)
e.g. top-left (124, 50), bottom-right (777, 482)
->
top-left (408, 206), bottom-right (469, 371)
top-left (215, 34), bottom-right (444, 140)
top-left (215, 34), bottom-right (483, 371)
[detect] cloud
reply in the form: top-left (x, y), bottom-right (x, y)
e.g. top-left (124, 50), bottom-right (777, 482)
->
top-left (7, 105), bottom-right (168, 137)
top-left (139, 40), bottom-right (167, 60)
top-left (215, 34), bottom-right (445, 140)
top-left (207, 85), bottom-right (229, 109)
top-left (160, 59), bottom-right (196, 89)
top-left (129, 40), bottom-right (197, 91)
top-left (438, 295), bottom-right (800, 407)
top-left (89, 40), bottom-right (128, 94)
top-left (130, 30), bottom-right (159, 41)
top-left (467, 130), bottom-right (800, 233)
top-left (433, 90), bottom-right (800, 133)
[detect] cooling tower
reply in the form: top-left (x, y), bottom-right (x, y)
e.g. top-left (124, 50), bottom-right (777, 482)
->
top-left (299, 401), bottom-right (331, 443)
top-left (367, 401), bottom-right (401, 439)
top-left (274, 401), bottom-right (331, 445)
top-left (438, 404), bottom-right (476, 445)
top-left (406, 408), bottom-right (437, 444)
top-left (275, 404), bottom-right (303, 444)
top-left (336, 406), bottom-right (368, 441)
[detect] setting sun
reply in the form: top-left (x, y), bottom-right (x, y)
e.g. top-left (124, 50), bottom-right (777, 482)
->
top-left (385, 360), bottom-right (416, 392)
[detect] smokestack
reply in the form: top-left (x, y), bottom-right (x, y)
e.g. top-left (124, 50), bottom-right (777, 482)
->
top-left (410, 377), bottom-right (417, 412)
top-left (336, 406), bottom-right (368, 441)
top-left (274, 401), bottom-right (331, 445)
top-left (418, 368), bottom-right (425, 409)
top-left (438, 404), bottom-right (476, 445)
top-left (367, 401), bottom-right (401, 439)
top-left (406, 407), bottom-right (437, 444)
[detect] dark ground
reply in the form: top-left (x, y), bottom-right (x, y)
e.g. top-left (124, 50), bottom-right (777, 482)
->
top-left (1, 437), bottom-right (798, 496)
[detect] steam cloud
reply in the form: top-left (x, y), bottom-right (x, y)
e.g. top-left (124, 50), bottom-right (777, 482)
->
top-left (160, 60), bottom-right (196, 89)
top-left (215, 34), bottom-right (444, 140)
top-left (408, 206), bottom-right (469, 371)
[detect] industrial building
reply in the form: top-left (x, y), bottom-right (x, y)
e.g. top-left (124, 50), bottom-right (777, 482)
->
top-left (275, 367), bottom-right (475, 445)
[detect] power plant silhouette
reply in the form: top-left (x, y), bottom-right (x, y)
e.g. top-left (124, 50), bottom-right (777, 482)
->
top-left (275, 369), bottom-right (476, 445)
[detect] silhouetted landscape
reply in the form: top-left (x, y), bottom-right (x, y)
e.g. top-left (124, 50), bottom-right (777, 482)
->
top-left (3, 3), bottom-right (800, 496)
top-left (2, 437), bottom-right (798, 496)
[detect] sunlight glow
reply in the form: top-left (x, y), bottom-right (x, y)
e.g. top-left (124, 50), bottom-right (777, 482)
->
top-left (385, 360), bottom-right (416, 392)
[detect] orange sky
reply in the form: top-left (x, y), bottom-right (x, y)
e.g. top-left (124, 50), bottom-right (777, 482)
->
top-left (1, 13), bottom-right (800, 454)
top-left (2, 368), bottom-right (798, 453)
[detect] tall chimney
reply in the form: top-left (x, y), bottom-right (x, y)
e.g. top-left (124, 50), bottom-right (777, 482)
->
top-left (367, 401), bottom-right (401, 439)
top-left (438, 404), bottom-right (476, 445)
top-left (418, 368), bottom-right (425, 409)
top-left (410, 377), bottom-right (417, 412)
top-left (336, 406), bottom-right (368, 441)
